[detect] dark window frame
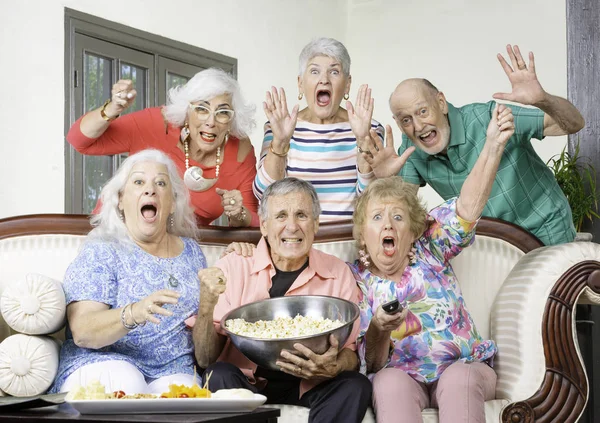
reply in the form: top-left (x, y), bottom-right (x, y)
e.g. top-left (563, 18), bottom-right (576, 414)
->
top-left (64, 7), bottom-right (237, 213)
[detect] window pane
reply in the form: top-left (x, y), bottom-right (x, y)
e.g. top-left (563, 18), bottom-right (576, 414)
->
top-left (84, 53), bottom-right (112, 113)
top-left (120, 62), bottom-right (147, 114)
top-left (83, 156), bottom-right (112, 213)
top-left (167, 72), bottom-right (189, 92)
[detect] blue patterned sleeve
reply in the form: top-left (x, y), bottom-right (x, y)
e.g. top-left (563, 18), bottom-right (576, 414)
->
top-left (422, 197), bottom-right (478, 262)
top-left (62, 241), bottom-right (119, 306)
top-left (186, 238), bottom-right (207, 270)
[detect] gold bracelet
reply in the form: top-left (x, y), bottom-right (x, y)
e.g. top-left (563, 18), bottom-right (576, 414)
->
top-left (100, 99), bottom-right (119, 122)
top-left (230, 207), bottom-right (248, 222)
top-left (269, 143), bottom-right (290, 157)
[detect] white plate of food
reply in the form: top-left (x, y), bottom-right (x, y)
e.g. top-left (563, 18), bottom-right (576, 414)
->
top-left (65, 381), bottom-right (266, 414)
top-left (67, 395), bottom-right (267, 415)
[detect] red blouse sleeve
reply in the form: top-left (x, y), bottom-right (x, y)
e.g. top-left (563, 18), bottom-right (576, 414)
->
top-left (65, 109), bottom-right (156, 155)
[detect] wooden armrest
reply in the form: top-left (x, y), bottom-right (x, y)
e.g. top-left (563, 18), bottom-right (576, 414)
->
top-left (501, 259), bottom-right (600, 423)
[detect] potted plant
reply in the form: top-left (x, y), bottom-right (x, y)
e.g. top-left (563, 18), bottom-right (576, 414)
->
top-left (547, 142), bottom-right (600, 240)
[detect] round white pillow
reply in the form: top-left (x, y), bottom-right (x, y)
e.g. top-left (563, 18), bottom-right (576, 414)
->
top-left (0, 334), bottom-right (60, 397)
top-left (1, 273), bottom-right (66, 335)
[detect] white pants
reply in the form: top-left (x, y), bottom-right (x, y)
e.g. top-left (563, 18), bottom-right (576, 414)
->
top-left (60, 360), bottom-right (196, 394)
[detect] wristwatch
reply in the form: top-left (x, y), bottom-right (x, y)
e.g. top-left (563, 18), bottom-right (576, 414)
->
top-left (100, 99), bottom-right (120, 122)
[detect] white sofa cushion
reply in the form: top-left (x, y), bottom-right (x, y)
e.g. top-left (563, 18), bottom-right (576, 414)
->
top-left (1, 273), bottom-right (66, 335)
top-left (0, 334), bottom-right (60, 397)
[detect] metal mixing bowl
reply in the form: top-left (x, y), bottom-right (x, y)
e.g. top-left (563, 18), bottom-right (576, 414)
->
top-left (221, 295), bottom-right (360, 371)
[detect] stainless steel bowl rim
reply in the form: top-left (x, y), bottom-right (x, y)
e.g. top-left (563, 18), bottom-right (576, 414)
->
top-left (220, 295), bottom-right (360, 342)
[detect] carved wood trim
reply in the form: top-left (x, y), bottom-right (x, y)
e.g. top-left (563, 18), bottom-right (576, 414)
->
top-left (502, 262), bottom-right (600, 423)
top-left (0, 214), bottom-right (543, 253)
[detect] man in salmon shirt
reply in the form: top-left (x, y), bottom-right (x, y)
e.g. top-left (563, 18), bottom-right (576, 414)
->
top-left (190, 177), bottom-right (371, 423)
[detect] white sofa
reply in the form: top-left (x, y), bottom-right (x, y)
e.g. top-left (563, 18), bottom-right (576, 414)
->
top-left (0, 213), bottom-right (599, 423)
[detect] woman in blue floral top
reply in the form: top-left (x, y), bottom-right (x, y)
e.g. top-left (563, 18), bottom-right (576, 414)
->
top-left (351, 104), bottom-right (515, 422)
top-left (50, 150), bottom-right (217, 395)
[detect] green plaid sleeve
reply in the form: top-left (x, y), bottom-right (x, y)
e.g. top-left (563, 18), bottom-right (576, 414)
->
top-left (504, 103), bottom-right (545, 143)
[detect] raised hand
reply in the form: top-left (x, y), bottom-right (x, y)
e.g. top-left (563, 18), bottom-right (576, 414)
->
top-left (105, 79), bottom-right (137, 118)
top-left (131, 289), bottom-right (180, 325)
top-left (486, 104), bottom-right (515, 147)
top-left (347, 84), bottom-right (375, 141)
top-left (359, 125), bottom-right (416, 178)
top-left (216, 188), bottom-right (245, 219)
top-left (493, 44), bottom-right (546, 106)
top-left (198, 267), bottom-right (226, 306)
top-left (263, 87), bottom-right (299, 153)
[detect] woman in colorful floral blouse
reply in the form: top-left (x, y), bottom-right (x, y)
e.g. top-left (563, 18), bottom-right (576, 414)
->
top-left (350, 104), bottom-right (515, 422)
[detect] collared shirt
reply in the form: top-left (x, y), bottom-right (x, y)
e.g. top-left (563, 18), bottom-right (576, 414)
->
top-left (212, 237), bottom-right (361, 396)
top-left (398, 101), bottom-right (575, 246)
top-left (352, 198), bottom-right (497, 383)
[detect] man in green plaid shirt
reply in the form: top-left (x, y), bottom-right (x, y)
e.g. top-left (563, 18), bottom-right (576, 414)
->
top-left (363, 45), bottom-right (584, 246)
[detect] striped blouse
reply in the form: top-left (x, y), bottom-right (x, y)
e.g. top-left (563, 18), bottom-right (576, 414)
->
top-left (253, 120), bottom-right (385, 222)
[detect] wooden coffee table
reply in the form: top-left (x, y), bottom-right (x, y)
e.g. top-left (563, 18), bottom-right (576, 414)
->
top-left (0, 404), bottom-right (280, 423)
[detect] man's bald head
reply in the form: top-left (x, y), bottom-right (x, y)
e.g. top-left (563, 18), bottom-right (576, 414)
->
top-left (388, 78), bottom-right (451, 155)
top-left (389, 78), bottom-right (440, 108)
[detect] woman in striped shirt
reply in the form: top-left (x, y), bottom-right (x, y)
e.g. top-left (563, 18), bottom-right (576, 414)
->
top-left (254, 37), bottom-right (400, 222)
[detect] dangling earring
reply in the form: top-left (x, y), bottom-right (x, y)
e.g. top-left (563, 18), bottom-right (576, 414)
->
top-left (119, 210), bottom-right (125, 222)
top-left (408, 244), bottom-right (417, 265)
top-left (180, 122), bottom-right (190, 142)
top-left (298, 93), bottom-right (303, 100)
top-left (343, 93), bottom-right (349, 100)
top-left (169, 213), bottom-right (174, 230)
top-left (358, 248), bottom-right (371, 268)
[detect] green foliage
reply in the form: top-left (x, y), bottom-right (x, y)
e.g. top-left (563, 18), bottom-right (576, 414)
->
top-left (547, 143), bottom-right (600, 232)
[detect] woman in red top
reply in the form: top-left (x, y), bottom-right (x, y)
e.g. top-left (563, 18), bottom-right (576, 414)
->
top-left (67, 68), bottom-right (259, 227)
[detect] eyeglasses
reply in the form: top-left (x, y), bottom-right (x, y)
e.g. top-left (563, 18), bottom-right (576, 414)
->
top-left (189, 104), bottom-right (235, 124)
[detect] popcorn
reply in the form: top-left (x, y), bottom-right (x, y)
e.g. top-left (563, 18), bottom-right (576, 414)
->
top-left (225, 314), bottom-right (344, 339)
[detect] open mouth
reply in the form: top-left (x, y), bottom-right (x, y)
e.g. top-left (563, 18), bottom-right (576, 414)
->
top-left (418, 130), bottom-right (437, 144)
top-left (316, 90), bottom-right (331, 107)
top-left (382, 237), bottom-right (395, 257)
top-left (282, 238), bottom-right (302, 244)
top-left (200, 132), bottom-right (217, 143)
top-left (140, 204), bottom-right (158, 223)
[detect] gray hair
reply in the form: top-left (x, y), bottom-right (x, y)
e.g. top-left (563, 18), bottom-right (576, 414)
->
top-left (298, 38), bottom-right (351, 77)
top-left (162, 68), bottom-right (255, 139)
top-left (89, 149), bottom-right (199, 244)
top-left (258, 178), bottom-right (321, 220)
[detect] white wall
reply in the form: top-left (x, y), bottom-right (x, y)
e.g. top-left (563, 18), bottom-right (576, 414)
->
top-left (346, 0), bottom-right (568, 208)
top-left (0, 0), bottom-right (347, 218)
top-left (0, 0), bottom-right (569, 218)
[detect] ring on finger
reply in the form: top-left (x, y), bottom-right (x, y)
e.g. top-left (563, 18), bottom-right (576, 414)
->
top-left (147, 304), bottom-right (153, 314)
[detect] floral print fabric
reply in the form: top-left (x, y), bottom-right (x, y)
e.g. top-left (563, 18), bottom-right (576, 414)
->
top-left (351, 198), bottom-right (497, 383)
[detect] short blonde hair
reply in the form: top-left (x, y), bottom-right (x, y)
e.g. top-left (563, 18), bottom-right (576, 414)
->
top-left (352, 176), bottom-right (427, 246)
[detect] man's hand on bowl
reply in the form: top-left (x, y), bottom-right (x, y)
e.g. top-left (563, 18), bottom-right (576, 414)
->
top-left (276, 334), bottom-right (340, 381)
